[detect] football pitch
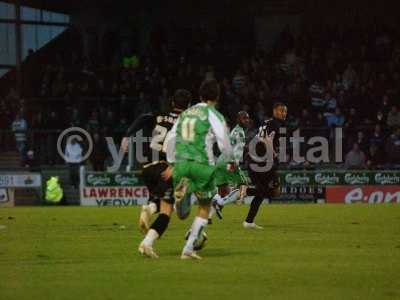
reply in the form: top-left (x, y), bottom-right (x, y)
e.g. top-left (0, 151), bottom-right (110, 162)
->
top-left (1, 204), bottom-right (399, 300)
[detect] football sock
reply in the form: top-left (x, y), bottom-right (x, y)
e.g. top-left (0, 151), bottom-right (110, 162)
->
top-left (183, 216), bottom-right (208, 253)
top-left (222, 189), bottom-right (240, 205)
top-left (142, 229), bottom-right (159, 247)
top-left (245, 195), bottom-right (264, 223)
top-left (150, 213), bottom-right (170, 237)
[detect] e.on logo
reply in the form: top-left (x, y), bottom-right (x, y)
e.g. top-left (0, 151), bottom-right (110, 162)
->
top-left (326, 186), bottom-right (400, 204)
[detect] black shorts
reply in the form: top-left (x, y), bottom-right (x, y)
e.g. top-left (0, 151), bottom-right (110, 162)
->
top-left (142, 161), bottom-right (174, 204)
top-left (248, 164), bottom-right (279, 197)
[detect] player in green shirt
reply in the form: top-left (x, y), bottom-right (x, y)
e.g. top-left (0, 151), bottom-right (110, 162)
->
top-left (208, 111), bottom-right (250, 222)
top-left (168, 79), bottom-right (235, 259)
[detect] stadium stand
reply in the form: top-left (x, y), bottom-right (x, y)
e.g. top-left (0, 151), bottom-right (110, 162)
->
top-left (1, 2), bottom-right (400, 174)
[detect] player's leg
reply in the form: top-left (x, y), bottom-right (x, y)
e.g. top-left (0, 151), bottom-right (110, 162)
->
top-left (139, 162), bottom-right (167, 233)
top-left (208, 162), bottom-right (234, 222)
top-left (138, 162), bottom-right (174, 258)
top-left (181, 196), bottom-right (211, 260)
top-left (234, 168), bottom-right (249, 205)
top-left (208, 166), bottom-right (247, 222)
top-left (243, 168), bottom-right (270, 229)
top-left (179, 163), bottom-right (216, 259)
top-left (139, 199), bottom-right (173, 258)
top-left (222, 188), bottom-right (242, 205)
top-left (139, 196), bottom-right (160, 234)
top-left (244, 189), bottom-right (264, 229)
top-left (208, 184), bottom-right (229, 223)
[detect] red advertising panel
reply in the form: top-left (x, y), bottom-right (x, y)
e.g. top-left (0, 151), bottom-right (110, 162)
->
top-left (326, 186), bottom-right (400, 204)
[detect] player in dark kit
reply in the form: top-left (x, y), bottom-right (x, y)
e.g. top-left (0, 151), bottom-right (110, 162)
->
top-left (121, 89), bottom-right (191, 258)
top-left (244, 102), bottom-right (287, 229)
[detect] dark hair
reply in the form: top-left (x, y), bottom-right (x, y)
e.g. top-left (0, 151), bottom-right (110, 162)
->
top-left (273, 102), bottom-right (286, 109)
top-left (173, 89), bottom-right (191, 109)
top-left (199, 79), bottom-right (220, 102)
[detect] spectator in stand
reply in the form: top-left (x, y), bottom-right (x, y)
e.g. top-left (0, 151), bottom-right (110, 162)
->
top-left (23, 150), bottom-right (40, 171)
top-left (11, 112), bottom-right (28, 164)
top-left (344, 107), bottom-right (361, 137)
top-left (344, 143), bottom-right (366, 169)
top-left (69, 107), bottom-right (81, 127)
top-left (333, 73), bottom-right (344, 94)
top-left (375, 110), bottom-right (386, 127)
top-left (386, 106), bottom-right (400, 129)
top-left (342, 64), bottom-right (357, 90)
top-left (355, 130), bottom-right (369, 154)
top-left (336, 89), bottom-right (347, 109)
top-left (309, 81), bottom-right (325, 108)
top-left (325, 92), bottom-right (337, 111)
top-left (369, 124), bottom-right (385, 150)
top-left (298, 108), bottom-right (312, 127)
top-left (64, 137), bottom-right (83, 188)
top-left (232, 69), bottom-right (246, 91)
top-left (366, 144), bottom-right (384, 169)
top-left (86, 111), bottom-right (100, 133)
top-left (385, 127), bottom-right (400, 166)
top-left (324, 107), bottom-right (345, 128)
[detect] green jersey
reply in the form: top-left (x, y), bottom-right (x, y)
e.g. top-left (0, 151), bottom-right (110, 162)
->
top-left (168, 103), bottom-right (233, 165)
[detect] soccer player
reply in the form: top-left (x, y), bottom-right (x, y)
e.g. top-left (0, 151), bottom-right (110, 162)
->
top-left (244, 102), bottom-right (287, 229)
top-left (121, 89), bottom-right (191, 258)
top-left (208, 111), bottom-right (250, 223)
top-left (169, 79), bottom-right (234, 260)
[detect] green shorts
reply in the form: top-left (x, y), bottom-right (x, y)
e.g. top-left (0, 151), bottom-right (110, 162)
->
top-left (173, 161), bottom-right (218, 204)
top-left (214, 161), bottom-right (248, 187)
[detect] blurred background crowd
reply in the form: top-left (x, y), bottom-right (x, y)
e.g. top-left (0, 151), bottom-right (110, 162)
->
top-left (1, 10), bottom-right (400, 170)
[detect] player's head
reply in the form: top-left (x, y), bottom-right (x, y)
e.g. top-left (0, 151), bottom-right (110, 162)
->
top-left (237, 111), bottom-right (250, 128)
top-left (272, 102), bottom-right (287, 120)
top-left (199, 79), bottom-right (220, 104)
top-left (172, 89), bottom-right (192, 110)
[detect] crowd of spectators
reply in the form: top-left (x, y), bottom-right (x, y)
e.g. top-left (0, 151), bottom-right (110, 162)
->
top-left (1, 23), bottom-right (400, 169)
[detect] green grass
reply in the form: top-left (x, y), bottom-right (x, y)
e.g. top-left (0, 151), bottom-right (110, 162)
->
top-left (1, 205), bottom-right (400, 300)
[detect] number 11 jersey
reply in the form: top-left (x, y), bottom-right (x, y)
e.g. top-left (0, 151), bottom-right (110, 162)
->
top-left (173, 103), bottom-right (233, 165)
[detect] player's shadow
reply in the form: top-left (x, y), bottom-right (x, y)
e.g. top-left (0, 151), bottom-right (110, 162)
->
top-left (163, 248), bottom-right (258, 258)
top-left (203, 248), bottom-right (258, 257)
